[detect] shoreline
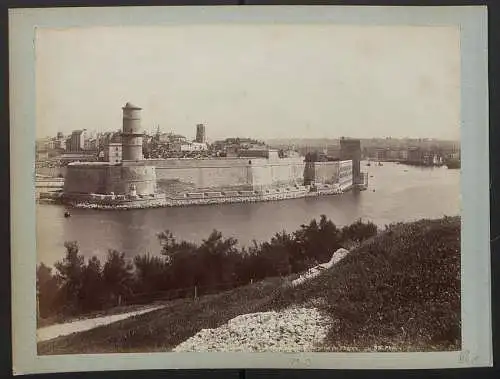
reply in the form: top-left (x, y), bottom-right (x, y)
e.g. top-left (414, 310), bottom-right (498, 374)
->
top-left (38, 185), bottom-right (363, 211)
top-left (68, 187), bottom-right (353, 210)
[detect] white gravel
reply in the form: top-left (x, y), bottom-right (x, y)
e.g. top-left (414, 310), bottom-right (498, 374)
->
top-left (173, 307), bottom-right (330, 352)
top-left (291, 248), bottom-right (349, 287)
top-left (37, 305), bottom-right (165, 342)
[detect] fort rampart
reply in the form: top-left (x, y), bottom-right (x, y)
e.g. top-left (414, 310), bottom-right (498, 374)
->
top-left (62, 157), bottom-right (353, 202)
top-left (304, 161), bottom-right (340, 185)
top-left (145, 157), bottom-right (305, 193)
top-left (63, 163), bottom-right (156, 196)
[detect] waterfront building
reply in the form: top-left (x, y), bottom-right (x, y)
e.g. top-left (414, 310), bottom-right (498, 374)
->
top-left (407, 147), bottom-right (422, 163)
top-left (36, 150), bottom-right (49, 161)
top-left (339, 137), bottom-right (361, 185)
top-left (374, 148), bottom-right (386, 161)
top-left (196, 124), bottom-right (206, 143)
top-left (54, 137), bottom-right (66, 151)
top-left (399, 149), bottom-right (409, 161)
top-left (69, 129), bottom-right (87, 152)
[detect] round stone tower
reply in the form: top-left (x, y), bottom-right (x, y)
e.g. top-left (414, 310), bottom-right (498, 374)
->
top-left (122, 102), bottom-right (143, 161)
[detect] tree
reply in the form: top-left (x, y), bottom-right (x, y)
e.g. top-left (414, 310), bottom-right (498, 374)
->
top-left (37, 263), bottom-right (60, 318)
top-left (293, 215), bottom-right (341, 265)
top-left (133, 253), bottom-right (171, 293)
top-left (54, 241), bottom-right (86, 314)
top-left (103, 250), bottom-right (133, 306)
top-left (197, 229), bottom-right (239, 286)
top-left (259, 231), bottom-right (294, 277)
top-left (79, 256), bottom-right (105, 311)
top-left (158, 230), bottom-right (197, 262)
top-left (340, 219), bottom-right (378, 246)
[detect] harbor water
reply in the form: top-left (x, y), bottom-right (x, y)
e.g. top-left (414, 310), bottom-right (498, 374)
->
top-left (36, 162), bottom-right (460, 266)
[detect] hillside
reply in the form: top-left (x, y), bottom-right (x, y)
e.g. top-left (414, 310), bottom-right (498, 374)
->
top-left (38, 216), bottom-right (460, 354)
top-left (265, 216), bottom-right (461, 351)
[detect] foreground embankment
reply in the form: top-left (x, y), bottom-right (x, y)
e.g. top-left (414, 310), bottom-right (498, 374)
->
top-left (37, 216), bottom-right (460, 354)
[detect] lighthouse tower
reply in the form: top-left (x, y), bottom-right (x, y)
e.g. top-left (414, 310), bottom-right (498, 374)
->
top-left (122, 102), bottom-right (143, 161)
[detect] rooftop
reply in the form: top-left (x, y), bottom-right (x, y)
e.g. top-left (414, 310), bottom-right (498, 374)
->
top-left (123, 102), bottom-right (142, 110)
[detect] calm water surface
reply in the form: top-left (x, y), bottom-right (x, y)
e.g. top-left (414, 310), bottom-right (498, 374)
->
top-left (37, 162), bottom-right (460, 265)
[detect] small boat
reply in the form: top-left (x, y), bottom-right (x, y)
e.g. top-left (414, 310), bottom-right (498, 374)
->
top-left (64, 211), bottom-right (71, 218)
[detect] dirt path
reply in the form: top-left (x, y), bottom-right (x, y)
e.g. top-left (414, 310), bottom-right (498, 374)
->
top-left (37, 305), bottom-right (165, 342)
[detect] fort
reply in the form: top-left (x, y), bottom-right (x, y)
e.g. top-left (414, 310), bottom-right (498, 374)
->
top-left (61, 103), bottom-right (366, 209)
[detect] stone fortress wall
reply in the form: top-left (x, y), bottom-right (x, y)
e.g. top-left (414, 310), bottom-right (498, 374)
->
top-left (63, 163), bottom-right (157, 197)
top-left (125, 156), bottom-right (306, 195)
top-left (303, 161), bottom-right (340, 185)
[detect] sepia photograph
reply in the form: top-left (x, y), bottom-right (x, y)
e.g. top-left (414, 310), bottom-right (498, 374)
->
top-left (10, 5), bottom-right (491, 374)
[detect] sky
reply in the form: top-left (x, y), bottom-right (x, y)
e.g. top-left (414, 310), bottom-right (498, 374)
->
top-left (35, 24), bottom-right (460, 141)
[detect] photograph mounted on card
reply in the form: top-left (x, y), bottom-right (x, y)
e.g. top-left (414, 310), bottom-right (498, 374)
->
top-left (9, 5), bottom-right (491, 375)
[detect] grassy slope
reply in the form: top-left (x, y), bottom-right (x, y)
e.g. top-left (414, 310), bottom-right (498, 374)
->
top-left (265, 216), bottom-right (461, 351)
top-left (37, 277), bottom-right (284, 354)
top-left (38, 216), bottom-right (461, 354)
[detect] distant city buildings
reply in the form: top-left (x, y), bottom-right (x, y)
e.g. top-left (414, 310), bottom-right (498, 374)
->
top-left (69, 129), bottom-right (87, 152)
top-left (35, 116), bottom-right (460, 172)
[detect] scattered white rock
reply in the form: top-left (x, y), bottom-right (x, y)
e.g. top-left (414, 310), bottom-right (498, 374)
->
top-left (173, 307), bottom-right (330, 352)
top-left (291, 248), bottom-right (349, 287)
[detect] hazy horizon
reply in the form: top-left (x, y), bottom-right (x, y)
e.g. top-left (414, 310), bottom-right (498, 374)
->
top-left (36, 24), bottom-right (460, 141)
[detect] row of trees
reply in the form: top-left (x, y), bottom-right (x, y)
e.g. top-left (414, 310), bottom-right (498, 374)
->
top-left (37, 216), bottom-right (378, 320)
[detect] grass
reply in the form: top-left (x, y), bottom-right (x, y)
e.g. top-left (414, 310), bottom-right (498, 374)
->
top-left (38, 216), bottom-right (461, 354)
top-left (264, 216), bottom-right (461, 352)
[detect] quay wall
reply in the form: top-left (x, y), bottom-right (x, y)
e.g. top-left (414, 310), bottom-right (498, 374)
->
top-left (304, 161), bottom-right (340, 185)
top-left (338, 160), bottom-right (353, 191)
